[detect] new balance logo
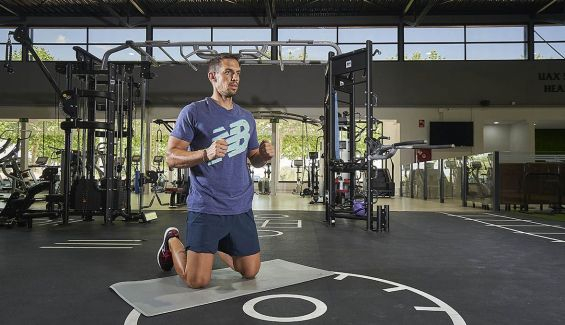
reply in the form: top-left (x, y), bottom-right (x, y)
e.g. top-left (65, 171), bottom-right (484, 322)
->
top-left (210, 119), bottom-right (251, 165)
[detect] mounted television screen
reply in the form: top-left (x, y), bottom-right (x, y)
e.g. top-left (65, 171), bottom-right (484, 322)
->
top-left (429, 121), bottom-right (474, 146)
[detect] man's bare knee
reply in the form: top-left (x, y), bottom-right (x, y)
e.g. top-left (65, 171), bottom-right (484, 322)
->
top-left (182, 274), bottom-right (211, 289)
top-left (239, 266), bottom-right (260, 279)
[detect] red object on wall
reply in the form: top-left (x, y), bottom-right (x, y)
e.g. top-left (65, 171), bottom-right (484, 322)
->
top-left (418, 120), bottom-right (425, 128)
top-left (416, 149), bottom-right (432, 162)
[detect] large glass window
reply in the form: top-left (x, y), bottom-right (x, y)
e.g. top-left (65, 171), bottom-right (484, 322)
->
top-left (153, 28), bottom-right (212, 62)
top-left (1, 27), bottom-right (22, 61)
top-left (404, 26), bottom-right (464, 60)
top-left (465, 26), bottom-right (526, 60)
top-left (278, 120), bottom-right (322, 181)
top-left (278, 27), bottom-right (337, 61)
top-left (466, 26), bottom-right (525, 42)
top-left (338, 27), bottom-right (398, 60)
top-left (89, 28), bottom-right (146, 61)
top-left (534, 25), bottom-right (565, 60)
top-left (213, 28), bottom-right (271, 59)
top-left (251, 119), bottom-right (273, 180)
top-left (466, 43), bottom-right (526, 60)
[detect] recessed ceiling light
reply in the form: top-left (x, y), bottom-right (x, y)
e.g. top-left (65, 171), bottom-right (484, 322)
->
top-left (493, 121), bottom-right (499, 124)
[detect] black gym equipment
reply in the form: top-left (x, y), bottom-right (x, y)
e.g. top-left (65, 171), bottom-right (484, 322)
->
top-left (152, 119), bottom-right (189, 207)
top-left (324, 41), bottom-right (453, 231)
top-left (8, 26), bottom-right (151, 226)
top-left (324, 42), bottom-right (386, 231)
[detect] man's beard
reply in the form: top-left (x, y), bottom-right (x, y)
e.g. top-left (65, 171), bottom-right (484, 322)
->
top-left (222, 88), bottom-right (237, 97)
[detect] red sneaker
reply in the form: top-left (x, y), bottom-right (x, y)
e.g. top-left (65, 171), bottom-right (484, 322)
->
top-left (157, 227), bottom-right (179, 271)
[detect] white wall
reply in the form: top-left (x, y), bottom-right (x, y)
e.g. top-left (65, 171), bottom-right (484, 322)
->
top-left (509, 121), bottom-right (533, 153)
top-left (483, 125), bottom-right (511, 152)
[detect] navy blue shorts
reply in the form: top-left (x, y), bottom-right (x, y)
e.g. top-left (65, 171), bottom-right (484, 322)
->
top-left (185, 209), bottom-right (260, 256)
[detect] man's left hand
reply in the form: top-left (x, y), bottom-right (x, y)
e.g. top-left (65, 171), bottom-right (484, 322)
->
top-left (259, 140), bottom-right (274, 161)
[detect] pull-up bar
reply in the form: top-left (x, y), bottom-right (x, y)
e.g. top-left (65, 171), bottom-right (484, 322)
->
top-left (101, 40), bottom-right (342, 71)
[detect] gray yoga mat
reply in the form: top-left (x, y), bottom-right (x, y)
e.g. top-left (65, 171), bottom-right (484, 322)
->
top-left (110, 259), bottom-right (334, 317)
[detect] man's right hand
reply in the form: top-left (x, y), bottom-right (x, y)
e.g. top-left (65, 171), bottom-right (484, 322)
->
top-left (205, 139), bottom-right (228, 161)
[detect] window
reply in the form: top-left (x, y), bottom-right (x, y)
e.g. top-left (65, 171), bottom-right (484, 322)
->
top-left (534, 25), bottom-right (565, 60)
top-left (153, 28), bottom-right (211, 62)
top-left (213, 28), bottom-right (271, 59)
top-left (251, 119), bottom-right (273, 180)
top-left (338, 27), bottom-right (398, 60)
top-left (278, 120), bottom-right (322, 181)
top-left (404, 26), bottom-right (464, 60)
top-left (89, 28), bottom-right (146, 61)
top-left (278, 28), bottom-right (337, 61)
top-left (1, 27), bottom-right (22, 61)
top-left (465, 26), bottom-right (526, 60)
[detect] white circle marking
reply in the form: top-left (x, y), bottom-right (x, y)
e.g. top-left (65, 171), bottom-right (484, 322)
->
top-left (242, 294), bottom-right (327, 322)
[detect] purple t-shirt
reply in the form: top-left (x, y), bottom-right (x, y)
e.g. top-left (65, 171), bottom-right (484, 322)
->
top-left (171, 97), bottom-right (259, 215)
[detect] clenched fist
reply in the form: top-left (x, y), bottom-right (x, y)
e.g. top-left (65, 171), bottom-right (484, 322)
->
top-left (205, 139), bottom-right (228, 161)
top-left (259, 140), bottom-right (274, 161)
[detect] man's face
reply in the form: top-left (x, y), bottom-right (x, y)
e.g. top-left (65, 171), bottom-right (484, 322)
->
top-left (210, 58), bottom-right (241, 97)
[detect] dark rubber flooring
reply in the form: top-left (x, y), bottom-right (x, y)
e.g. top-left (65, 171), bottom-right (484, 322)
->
top-left (1, 209), bottom-right (564, 324)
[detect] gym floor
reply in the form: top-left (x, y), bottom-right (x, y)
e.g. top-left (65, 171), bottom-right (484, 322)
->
top-left (2, 195), bottom-right (564, 325)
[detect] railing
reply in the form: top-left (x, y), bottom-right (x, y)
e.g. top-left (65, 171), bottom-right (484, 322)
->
top-left (401, 151), bottom-right (564, 212)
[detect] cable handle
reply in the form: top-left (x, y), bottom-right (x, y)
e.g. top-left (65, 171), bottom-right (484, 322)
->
top-left (4, 32), bottom-right (14, 73)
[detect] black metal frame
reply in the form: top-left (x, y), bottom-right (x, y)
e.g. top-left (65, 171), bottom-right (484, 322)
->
top-left (10, 26), bottom-right (147, 225)
top-left (324, 40), bottom-right (385, 231)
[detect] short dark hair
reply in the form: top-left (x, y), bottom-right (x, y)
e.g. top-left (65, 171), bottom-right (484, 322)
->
top-left (208, 53), bottom-right (240, 73)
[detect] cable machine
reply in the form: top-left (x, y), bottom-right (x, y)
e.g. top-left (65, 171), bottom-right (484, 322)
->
top-left (324, 41), bottom-right (454, 231)
top-left (324, 41), bottom-right (382, 231)
top-left (6, 27), bottom-right (151, 225)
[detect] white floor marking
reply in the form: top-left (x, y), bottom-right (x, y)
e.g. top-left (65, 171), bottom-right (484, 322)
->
top-left (40, 246), bottom-right (133, 249)
top-left (334, 273), bottom-right (466, 325)
top-left (243, 294), bottom-right (328, 322)
top-left (124, 271), bottom-right (466, 325)
top-left (53, 243), bottom-right (141, 246)
top-left (333, 274), bottom-right (348, 281)
top-left (486, 224), bottom-right (547, 227)
top-left (442, 212), bottom-right (565, 243)
top-left (260, 220), bottom-right (270, 227)
top-left (255, 214), bottom-right (290, 219)
top-left (257, 230), bottom-right (284, 237)
top-left (471, 219), bottom-right (523, 222)
top-left (415, 306), bottom-right (446, 312)
top-left (68, 239), bottom-right (143, 242)
top-left (124, 310), bottom-right (141, 325)
top-left (485, 213), bottom-right (565, 230)
top-left (383, 286), bottom-right (405, 292)
top-left (41, 239), bottom-right (143, 249)
top-left (531, 233), bottom-right (565, 235)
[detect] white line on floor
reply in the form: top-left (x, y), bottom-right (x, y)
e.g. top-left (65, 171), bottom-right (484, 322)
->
top-left (485, 213), bottom-right (565, 230)
top-left (486, 224), bottom-right (548, 227)
top-left (40, 246), bottom-right (133, 249)
top-left (54, 243), bottom-right (142, 246)
top-left (67, 239), bottom-right (143, 242)
top-left (414, 306), bottom-right (445, 312)
top-left (442, 212), bottom-right (563, 243)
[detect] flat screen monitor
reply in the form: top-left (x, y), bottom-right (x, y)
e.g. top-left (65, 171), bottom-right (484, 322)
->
top-left (429, 121), bottom-right (474, 146)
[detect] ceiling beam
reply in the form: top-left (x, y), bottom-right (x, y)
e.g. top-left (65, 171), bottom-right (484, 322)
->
top-left (129, 0), bottom-right (146, 16)
top-left (100, 2), bottom-right (127, 27)
top-left (537, 0), bottom-right (559, 14)
top-left (0, 3), bottom-right (18, 16)
top-left (403, 0), bottom-right (415, 15)
top-left (408, 0), bottom-right (438, 27)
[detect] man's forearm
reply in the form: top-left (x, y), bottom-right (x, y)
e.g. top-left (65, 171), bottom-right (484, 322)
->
top-left (167, 148), bottom-right (207, 169)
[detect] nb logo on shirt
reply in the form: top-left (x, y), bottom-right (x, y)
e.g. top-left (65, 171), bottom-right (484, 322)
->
top-left (209, 119), bottom-right (251, 165)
